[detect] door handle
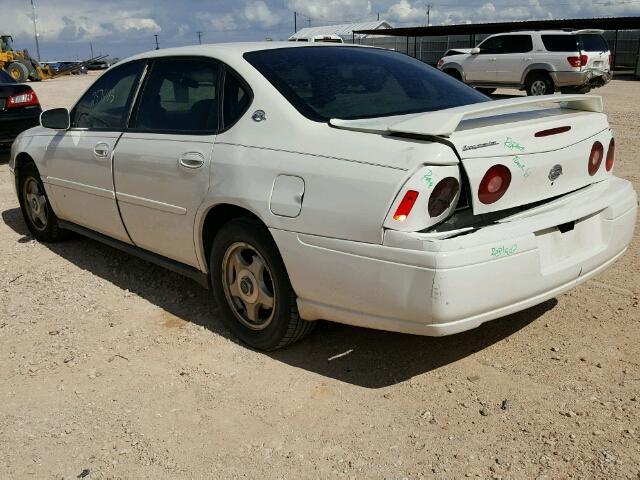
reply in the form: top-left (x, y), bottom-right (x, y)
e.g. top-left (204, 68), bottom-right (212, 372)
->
top-left (178, 152), bottom-right (205, 169)
top-left (93, 142), bottom-right (110, 158)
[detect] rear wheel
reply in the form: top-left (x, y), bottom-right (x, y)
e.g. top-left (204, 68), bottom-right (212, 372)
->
top-left (18, 163), bottom-right (64, 242)
top-left (210, 217), bottom-right (315, 350)
top-left (6, 62), bottom-right (29, 82)
top-left (526, 72), bottom-right (554, 96)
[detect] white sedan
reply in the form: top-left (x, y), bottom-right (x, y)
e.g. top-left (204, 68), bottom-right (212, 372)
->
top-left (9, 43), bottom-right (637, 350)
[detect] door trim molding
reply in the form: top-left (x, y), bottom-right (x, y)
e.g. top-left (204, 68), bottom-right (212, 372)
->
top-left (116, 192), bottom-right (187, 215)
top-left (45, 176), bottom-right (114, 199)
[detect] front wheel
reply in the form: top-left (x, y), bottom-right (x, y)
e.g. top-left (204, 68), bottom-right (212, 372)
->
top-left (210, 218), bottom-right (315, 350)
top-left (526, 72), bottom-right (555, 96)
top-left (18, 163), bottom-right (64, 242)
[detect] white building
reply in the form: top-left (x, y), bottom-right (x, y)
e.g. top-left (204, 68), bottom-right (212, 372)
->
top-left (288, 21), bottom-right (393, 43)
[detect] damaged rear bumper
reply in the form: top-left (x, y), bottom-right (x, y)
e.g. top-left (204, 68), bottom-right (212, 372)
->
top-left (271, 177), bottom-right (637, 336)
top-left (552, 69), bottom-right (612, 88)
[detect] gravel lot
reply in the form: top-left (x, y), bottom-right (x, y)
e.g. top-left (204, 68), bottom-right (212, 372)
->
top-left (1, 72), bottom-right (639, 479)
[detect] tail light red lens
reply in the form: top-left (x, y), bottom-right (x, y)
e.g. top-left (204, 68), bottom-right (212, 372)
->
top-left (478, 165), bottom-right (511, 204)
top-left (428, 177), bottom-right (459, 217)
top-left (567, 55), bottom-right (588, 68)
top-left (393, 190), bottom-right (419, 222)
top-left (588, 141), bottom-right (604, 176)
top-left (437, 59), bottom-right (444, 69)
top-left (605, 138), bottom-right (615, 172)
top-left (7, 89), bottom-right (40, 108)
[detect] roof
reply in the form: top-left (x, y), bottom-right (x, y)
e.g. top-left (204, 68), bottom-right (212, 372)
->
top-left (354, 16), bottom-right (640, 37)
top-left (289, 21), bottom-right (392, 40)
top-left (122, 42), bottom-right (369, 64)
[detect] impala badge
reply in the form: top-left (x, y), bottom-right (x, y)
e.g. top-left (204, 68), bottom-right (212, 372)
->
top-left (548, 164), bottom-right (563, 182)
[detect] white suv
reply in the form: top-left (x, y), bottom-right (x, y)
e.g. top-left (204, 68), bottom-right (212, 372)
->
top-left (437, 30), bottom-right (612, 96)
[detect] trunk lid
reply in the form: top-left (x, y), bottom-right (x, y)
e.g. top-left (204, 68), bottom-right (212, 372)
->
top-left (330, 95), bottom-right (613, 215)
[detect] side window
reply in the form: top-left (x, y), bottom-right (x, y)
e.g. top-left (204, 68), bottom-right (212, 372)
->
top-left (132, 59), bottom-right (219, 133)
top-left (72, 62), bottom-right (144, 129)
top-left (541, 35), bottom-right (579, 52)
top-left (478, 37), bottom-right (506, 54)
top-left (504, 35), bottom-right (533, 54)
top-left (222, 69), bottom-right (251, 130)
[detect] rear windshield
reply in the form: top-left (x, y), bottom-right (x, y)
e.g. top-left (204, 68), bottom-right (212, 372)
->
top-left (244, 47), bottom-right (488, 121)
top-left (580, 34), bottom-right (609, 52)
top-left (0, 70), bottom-right (17, 83)
top-left (542, 34), bottom-right (609, 52)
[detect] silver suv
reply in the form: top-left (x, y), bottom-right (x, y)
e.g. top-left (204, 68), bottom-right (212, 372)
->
top-left (438, 29), bottom-right (612, 96)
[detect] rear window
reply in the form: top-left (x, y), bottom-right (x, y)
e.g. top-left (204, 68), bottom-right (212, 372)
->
top-left (0, 70), bottom-right (17, 83)
top-left (580, 34), bottom-right (609, 52)
top-left (244, 47), bottom-right (488, 121)
top-left (541, 35), bottom-right (579, 52)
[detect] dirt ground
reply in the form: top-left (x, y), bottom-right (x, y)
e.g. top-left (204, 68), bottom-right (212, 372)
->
top-left (1, 72), bottom-right (639, 479)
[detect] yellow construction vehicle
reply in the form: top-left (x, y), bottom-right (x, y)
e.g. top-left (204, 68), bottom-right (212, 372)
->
top-left (0, 33), bottom-right (54, 81)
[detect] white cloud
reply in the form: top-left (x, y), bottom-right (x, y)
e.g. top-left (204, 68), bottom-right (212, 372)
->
top-left (286, 0), bottom-right (371, 22)
top-left (243, 1), bottom-right (280, 28)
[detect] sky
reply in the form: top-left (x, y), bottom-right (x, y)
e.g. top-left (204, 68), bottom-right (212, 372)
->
top-left (2, 0), bottom-right (639, 61)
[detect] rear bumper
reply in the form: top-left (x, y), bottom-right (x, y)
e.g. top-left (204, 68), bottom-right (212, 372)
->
top-left (552, 69), bottom-right (612, 88)
top-left (272, 177), bottom-right (637, 336)
top-left (0, 109), bottom-right (41, 145)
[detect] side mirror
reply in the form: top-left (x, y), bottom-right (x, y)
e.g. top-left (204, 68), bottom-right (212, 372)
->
top-left (40, 108), bottom-right (70, 130)
top-left (470, 47), bottom-right (481, 55)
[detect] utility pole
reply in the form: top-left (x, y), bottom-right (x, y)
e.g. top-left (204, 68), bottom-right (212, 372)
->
top-left (427, 4), bottom-right (432, 26)
top-left (377, 12), bottom-right (380, 21)
top-left (89, 41), bottom-right (94, 58)
top-left (197, 31), bottom-right (202, 44)
top-left (30, 0), bottom-right (41, 61)
top-left (154, 34), bottom-right (159, 50)
top-left (307, 17), bottom-right (311, 28)
top-left (294, 11), bottom-right (297, 33)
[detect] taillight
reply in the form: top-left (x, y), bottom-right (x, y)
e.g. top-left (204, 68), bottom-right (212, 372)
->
top-left (588, 141), bottom-right (604, 176)
top-left (428, 177), bottom-right (459, 217)
top-left (567, 54), bottom-right (588, 68)
top-left (7, 89), bottom-right (39, 108)
top-left (605, 138), bottom-right (615, 172)
top-left (478, 165), bottom-right (511, 204)
top-left (609, 53), bottom-right (613, 66)
top-left (393, 190), bottom-right (419, 221)
top-left (437, 59), bottom-right (444, 69)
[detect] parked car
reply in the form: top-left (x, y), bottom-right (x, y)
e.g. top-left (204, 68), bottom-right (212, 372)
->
top-left (9, 43), bottom-right (637, 350)
top-left (289, 35), bottom-right (344, 43)
top-left (87, 59), bottom-right (110, 70)
top-left (438, 30), bottom-right (612, 95)
top-left (0, 69), bottom-right (41, 147)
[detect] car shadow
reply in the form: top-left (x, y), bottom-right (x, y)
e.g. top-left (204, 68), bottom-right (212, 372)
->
top-left (2, 206), bottom-right (554, 388)
top-left (0, 147), bottom-right (10, 164)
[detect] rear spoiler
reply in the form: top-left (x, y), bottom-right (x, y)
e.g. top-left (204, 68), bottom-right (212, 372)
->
top-left (330, 94), bottom-right (604, 138)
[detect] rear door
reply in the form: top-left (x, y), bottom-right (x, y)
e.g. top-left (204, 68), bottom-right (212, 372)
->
top-left (112, 57), bottom-right (220, 267)
top-left (495, 34), bottom-right (534, 84)
top-left (579, 34), bottom-right (610, 70)
top-left (42, 61), bottom-right (144, 242)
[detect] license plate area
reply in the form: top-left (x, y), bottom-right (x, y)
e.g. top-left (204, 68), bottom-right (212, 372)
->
top-left (535, 211), bottom-right (604, 275)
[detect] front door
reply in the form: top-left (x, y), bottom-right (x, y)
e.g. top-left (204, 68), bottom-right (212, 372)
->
top-left (43, 61), bottom-right (145, 242)
top-left (113, 58), bottom-right (220, 267)
top-left (463, 36), bottom-right (502, 83)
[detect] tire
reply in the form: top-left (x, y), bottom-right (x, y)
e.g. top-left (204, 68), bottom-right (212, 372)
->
top-left (444, 69), bottom-right (462, 81)
top-left (18, 163), bottom-right (64, 242)
top-left (476, 87), bottom-right (496, 95)
top-left (525, 72), bottom-right (554, 96)
top-left (6, 62), bottom-right (29, 82)
top-left (210, 217), bottom-right (315, 350)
